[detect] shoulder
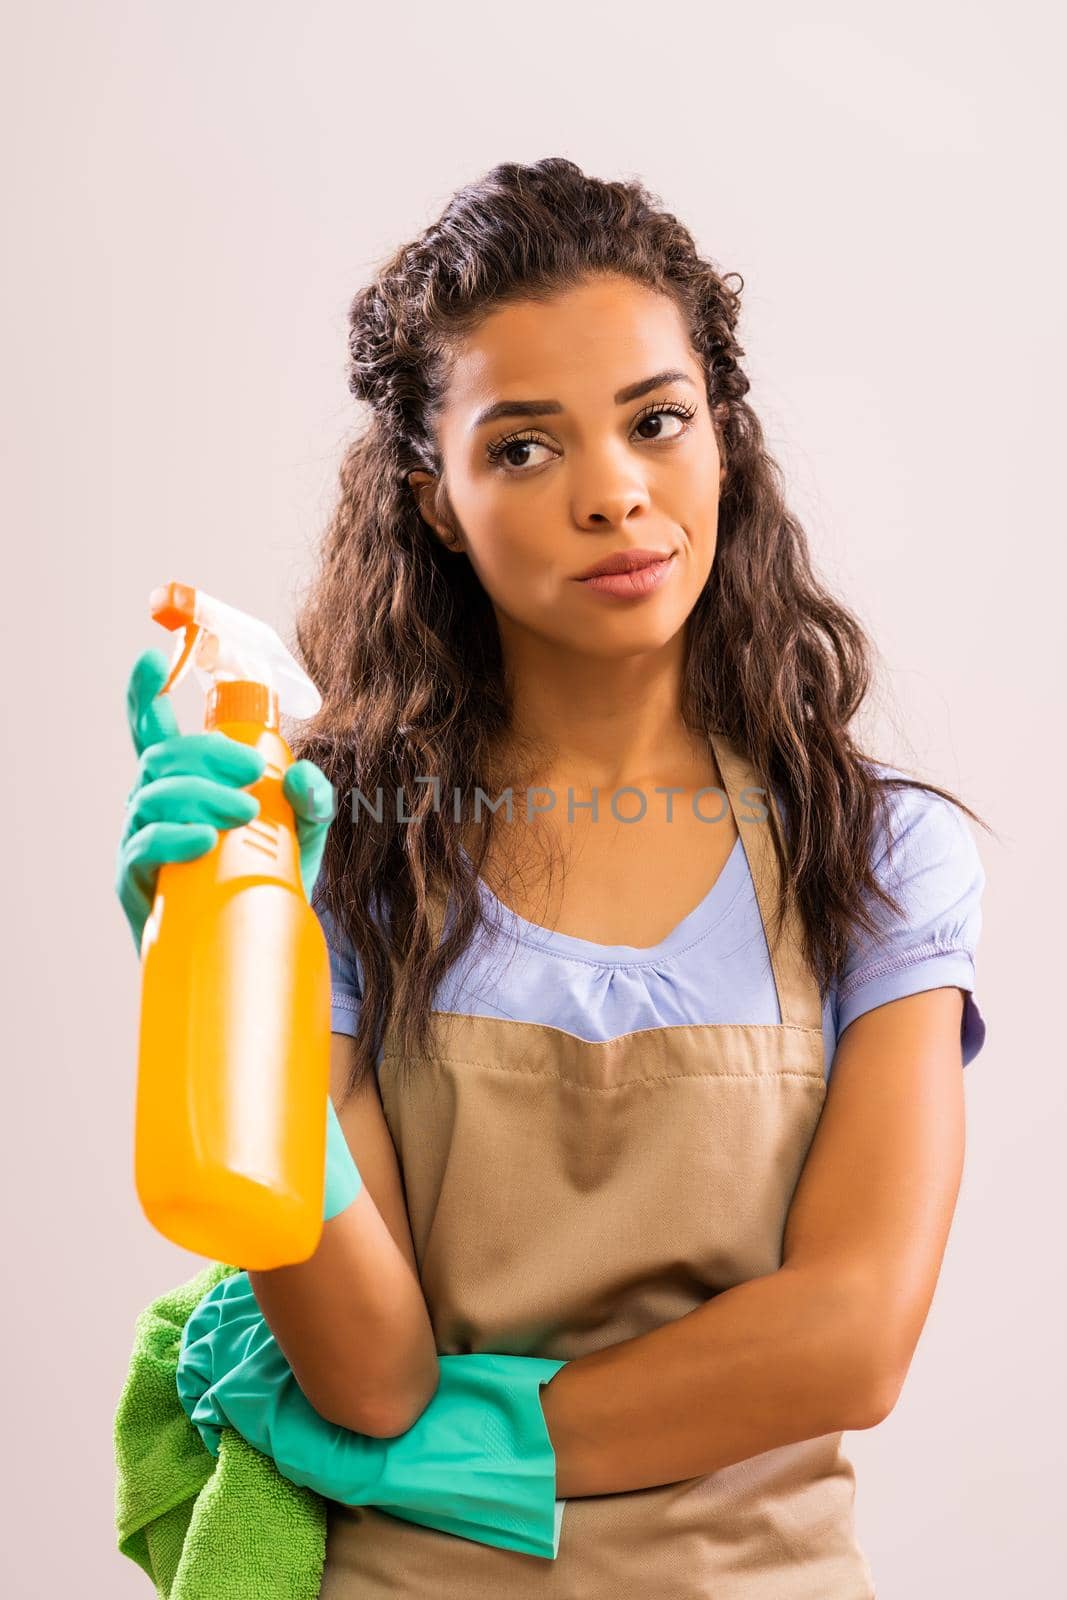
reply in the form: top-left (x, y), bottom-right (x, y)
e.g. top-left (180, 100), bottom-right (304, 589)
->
top-left (864, 761), bottom-right (986, 911)
top-left (834, 761), bottom-right (988, 1065)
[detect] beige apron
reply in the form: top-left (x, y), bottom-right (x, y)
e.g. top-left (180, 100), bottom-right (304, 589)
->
top-left (320, 730), bottom-right (877, 1598)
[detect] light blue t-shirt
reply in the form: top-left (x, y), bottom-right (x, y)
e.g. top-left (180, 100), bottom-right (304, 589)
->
top-left (316, 765), bottom-right (986, 1082)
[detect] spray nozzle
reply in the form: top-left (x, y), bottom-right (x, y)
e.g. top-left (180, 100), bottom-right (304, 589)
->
top-left (149, 580), bottom-right (322, 721)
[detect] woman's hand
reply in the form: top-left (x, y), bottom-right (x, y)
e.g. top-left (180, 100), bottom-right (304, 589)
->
top-left (116, 648), bottom-right (335, 953)
top-left (281, 755), bottom-right (336, 906)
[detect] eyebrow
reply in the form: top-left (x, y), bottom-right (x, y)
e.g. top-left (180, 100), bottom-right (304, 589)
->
top-left (469, 368), bottom-right (697, 432)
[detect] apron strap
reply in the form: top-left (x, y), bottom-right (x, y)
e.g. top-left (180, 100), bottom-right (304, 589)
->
top-left (708, 730), bottom-right (823, 1032)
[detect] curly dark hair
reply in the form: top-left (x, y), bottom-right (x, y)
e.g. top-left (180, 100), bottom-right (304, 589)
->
top-left (284, 155), bottom-right (993, 1100)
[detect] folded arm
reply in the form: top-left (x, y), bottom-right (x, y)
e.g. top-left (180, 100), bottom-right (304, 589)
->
top-left (540, 988), bottom-right (968, 1498)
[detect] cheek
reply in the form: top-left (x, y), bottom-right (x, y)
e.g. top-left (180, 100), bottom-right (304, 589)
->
top-left (678, 475), bottom-right (721, 555)
top-left (678, 452), bottom-right (721, 515)
top-left (473, 512), bottom-right (551, 581)
top-left (464, 523), bottom-right (558, 612)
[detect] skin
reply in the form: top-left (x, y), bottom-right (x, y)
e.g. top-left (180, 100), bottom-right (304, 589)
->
top-left (410, 272), bottom-right (725, 784)
top-left (291, 274), bottom-right (969, 1500)
top-left (409, 273), bottom-right (737, 942)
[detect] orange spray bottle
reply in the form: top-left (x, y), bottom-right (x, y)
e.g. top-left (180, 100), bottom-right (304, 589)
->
top-left (134, 581), bottom-right (332, 1269)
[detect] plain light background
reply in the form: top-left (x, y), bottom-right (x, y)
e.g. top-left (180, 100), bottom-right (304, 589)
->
top-left (2, 1), bottom-right (1062, 1594)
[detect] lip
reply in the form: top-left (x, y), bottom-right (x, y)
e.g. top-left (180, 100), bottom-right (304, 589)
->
top-left (576, 552), bottom-right (676, 600)
top-left (575, 547), bottom-right (674, 580)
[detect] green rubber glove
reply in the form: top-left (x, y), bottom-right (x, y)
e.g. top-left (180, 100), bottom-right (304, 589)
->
top-left (116, 646), bottom-right (336, 955)
top-left (176, 1271), bottom-right (568, 1560)
top-left (323, 1097), bottom-right (362, 1220)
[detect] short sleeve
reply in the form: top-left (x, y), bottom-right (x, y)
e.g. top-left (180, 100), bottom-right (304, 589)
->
top-left (834, 779), bottom-right (987, 1066)
top-left (311, 888), bottom-right (363, 1039)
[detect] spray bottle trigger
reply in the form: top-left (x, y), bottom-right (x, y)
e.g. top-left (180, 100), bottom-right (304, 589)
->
top-left (160, 623), bottom-right (201, 700)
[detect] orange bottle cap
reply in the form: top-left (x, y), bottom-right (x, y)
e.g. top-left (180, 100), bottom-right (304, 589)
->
top-left (206, 680), bottom-right (279, 731)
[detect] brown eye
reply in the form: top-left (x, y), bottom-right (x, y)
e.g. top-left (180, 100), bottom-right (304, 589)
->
top-left (485, 399), bottom-right (697, 475)
top-left (486, 433), bottom-right (553, 472)
top-left (632, 400), bottom-right (698, 439)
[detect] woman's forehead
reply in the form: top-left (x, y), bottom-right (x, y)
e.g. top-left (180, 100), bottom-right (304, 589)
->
top-left (439, 285), bottom-right (698, 429)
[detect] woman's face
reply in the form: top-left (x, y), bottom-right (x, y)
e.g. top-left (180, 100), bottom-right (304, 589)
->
top-left (409, 273), bottom-right (725, 662)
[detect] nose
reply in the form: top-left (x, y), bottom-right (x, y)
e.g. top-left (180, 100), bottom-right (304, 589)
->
top-left (574, 477), bottom-right (652, 529)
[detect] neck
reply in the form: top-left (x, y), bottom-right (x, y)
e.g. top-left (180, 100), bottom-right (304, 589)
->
top-left (490, 622), bottom-right (705, 793)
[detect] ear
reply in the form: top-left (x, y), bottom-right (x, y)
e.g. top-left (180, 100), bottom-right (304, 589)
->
top-left (407, 470), bottom-right (464, 553)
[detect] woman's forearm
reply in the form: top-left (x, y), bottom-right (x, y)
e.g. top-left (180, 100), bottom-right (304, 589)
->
top-left (246, 1185), bottom-right (440, 1438)
top-left (539, 1264), bottom-right (893, 1499)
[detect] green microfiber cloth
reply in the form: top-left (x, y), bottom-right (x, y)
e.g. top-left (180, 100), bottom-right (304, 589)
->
top-left (113, 1260), bottom-right (327, 1600)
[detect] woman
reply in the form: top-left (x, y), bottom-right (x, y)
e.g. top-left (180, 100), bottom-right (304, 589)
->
top-left (121, 157), bottom-right (989, 1596)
